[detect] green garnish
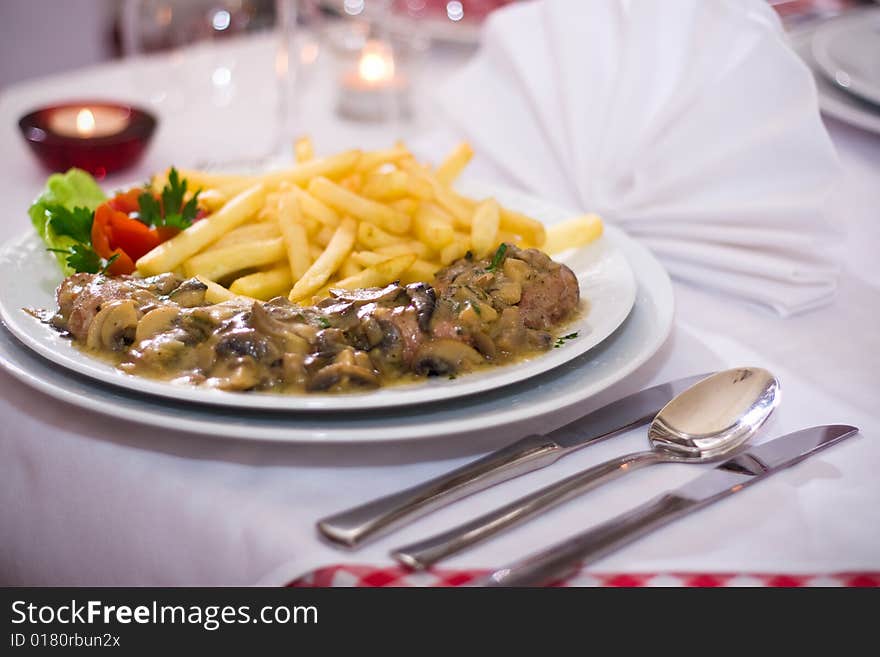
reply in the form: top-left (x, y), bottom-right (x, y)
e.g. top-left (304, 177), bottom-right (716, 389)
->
top-left (139, 167), bottom-right (201, 230)
top-left (486, 243), bottom-right (508, 272)
top-left (316, 316), bottom-right (331, 329)
top-left (43, 205), bottom-right (94, 244)
top-left (28, 168), bottom-right (106, 276)
top-left (47, 244), bottom-right (101, 274)
top-left (553, 332), bottom-right (579, 348)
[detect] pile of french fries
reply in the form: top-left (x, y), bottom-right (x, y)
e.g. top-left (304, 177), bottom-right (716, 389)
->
top-left (135, 140), bottom-right (603, 304)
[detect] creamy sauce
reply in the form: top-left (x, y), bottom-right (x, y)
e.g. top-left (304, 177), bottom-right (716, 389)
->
top-left (45, 245), bottom-right (583, 394)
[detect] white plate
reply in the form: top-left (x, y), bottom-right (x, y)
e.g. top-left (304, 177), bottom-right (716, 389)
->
top-left (791, 24), bottom-right (880, 135)
top-left (811, 9), bottom-right (880, 106)
top-left (0, 183), bottom-right (636, 412)
top-left (0, 223), bottom-right (672, 443)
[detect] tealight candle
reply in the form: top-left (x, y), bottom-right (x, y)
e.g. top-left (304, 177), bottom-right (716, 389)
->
top-left (18, 101), bottom-right (157, 176)
top-left (337, 40), bottom-right (410, 121)
top-left (47, 106), bottom-right (132, 139)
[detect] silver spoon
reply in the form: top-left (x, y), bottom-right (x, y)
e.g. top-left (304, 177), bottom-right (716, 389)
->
top-left (391, 367), bottom-right (780, 570)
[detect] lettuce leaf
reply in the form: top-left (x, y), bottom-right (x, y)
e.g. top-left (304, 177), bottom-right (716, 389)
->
top-left (28, 169), bottom-right (106, 275)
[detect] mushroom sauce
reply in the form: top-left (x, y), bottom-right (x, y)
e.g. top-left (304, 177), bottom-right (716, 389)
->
top-left (44, 244), bottom-right (581, 393)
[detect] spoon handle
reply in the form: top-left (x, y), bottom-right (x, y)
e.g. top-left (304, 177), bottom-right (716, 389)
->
top-left (477, 493), bottom-right (694, 586)
top-left (391, 450), bottom-right (661, 570)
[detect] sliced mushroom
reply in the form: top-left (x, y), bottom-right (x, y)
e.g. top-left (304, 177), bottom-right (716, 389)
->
top-left (405, 283), bottom-right (436, 332)
top-left (368, 318), bottom-right (404, 371)
top-left (135, 306), bottom-right (180, 343)
top-left (132, 273), bottom-right (183, 295)
top-left (214, 328), bottom-right (279, 363)
top-left (320, 301), bottom-right (360, 331)
top-left (412, 339), bottom-right (484, 376)
top-left (208, 357), bottom-right (262, 391)
top-left (86, 299), bottom-right (140, 351)
top-left (250, 302), bottom-right (310, 354)
top-left (307, 363), bottom-right (379, 391)
top-left (329, 283), bottom-right (403, 305)
top-left (168, 277), bottom-right (208, 307)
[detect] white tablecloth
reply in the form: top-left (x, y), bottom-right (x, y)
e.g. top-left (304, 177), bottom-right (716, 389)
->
top-left (0, 35), bottom-right (877, 585)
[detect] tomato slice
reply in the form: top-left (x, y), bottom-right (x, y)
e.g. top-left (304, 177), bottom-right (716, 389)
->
top-left (108, 187), bottom-right (144, 215)
top-left (109, 211), bottom-right (161, 261)
top-left (105, 248), bottom-right (135, 275)
top-left (91, 203), bottom-right (115, 259)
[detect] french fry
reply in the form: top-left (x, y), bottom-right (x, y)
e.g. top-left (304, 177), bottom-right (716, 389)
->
top-left (435, 142), bottom-right (474, 185)
top-left (352, 251), bottom-right (394, 267)
top-left (389, 198), bottom-right (418, 217)
top-left (403, 162), bottom-right (472, 226)
top-left (290, 217), bottom-right (357, 301)
top-left (339, 173), bottom-right (364, 193)
top-left (470, 198), bottom-right (501, 257)
top-left (277, 192), bottom-right (312, 280)
top-left (229, 263), bottom-right (293, 300)
top-left (316, 254), bottom-right (417, 298)
top-left (308, 177), bottom-right (410, 234)
top-left (208, 221), bottom-right (281, 250)
top-left (399, 259), bottom-right (441, 285)
top-left (414, 203), bottom-right (455, 250)
top-left (339, 259), bottom-right (363, 279)
top-left (440, 233), bottom-right (472, 265)
top-left (354, 145), bottom-right (411, 173)
top-left (543, 213), bottom-right (604, 255)
top-left (294, 136), bottom-right (314, 163)
top-left (314, 224), bottom-right (336, 248)
top-left (499, 207), bottom-right (546, 247)
top-left (137, 184), bottom-right (266, 276)
top-left (259, 150), bottom-right (361, 190)
top-left (183, 237), bottom-right (286, 281)
top-left (197, 189), bottom-right (228, 213)
top-left (497, 229), bottom-right (523, 246)
top-left (361, 170), bottom-right (433, 201)
top-left (357, 221), bottom-right (400, 250)
top-left (289, 186), bottom-right (340, 227)
top-left (197, 275), bottom-right (254, 303)
top-left (375, 240), bottom-right (431, 259)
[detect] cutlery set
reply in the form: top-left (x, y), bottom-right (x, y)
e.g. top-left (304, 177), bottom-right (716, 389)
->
top-left (317, 368), bottom-right (859, 586)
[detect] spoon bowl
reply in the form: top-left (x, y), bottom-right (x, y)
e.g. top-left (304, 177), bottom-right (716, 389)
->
top-left (649, 367), bottom-right (780, 460)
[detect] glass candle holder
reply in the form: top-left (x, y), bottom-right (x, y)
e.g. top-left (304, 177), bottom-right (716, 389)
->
top-left (325, 0), bottom-right (417, 123)
top-left (18, 101), bottom-right (157, 177)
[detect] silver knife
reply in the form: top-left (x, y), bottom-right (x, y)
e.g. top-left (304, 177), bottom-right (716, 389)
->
top-left (478, 424), bottom-right (859, 586)
top-left (317, 373), bottom-right (713, 547)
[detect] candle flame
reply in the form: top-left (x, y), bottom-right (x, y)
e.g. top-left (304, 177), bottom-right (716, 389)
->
top-left (76, 108), bottom-right (96, 136)
top-left (359, 41), bottom-right (394, 83)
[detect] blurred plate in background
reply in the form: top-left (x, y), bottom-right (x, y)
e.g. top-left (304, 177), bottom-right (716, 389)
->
top-left (811, 8), bottom-right (880, 105)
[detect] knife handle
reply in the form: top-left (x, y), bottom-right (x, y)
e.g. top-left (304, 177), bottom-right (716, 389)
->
top-left (316, 434), bottom-right (566, 547)
top-left (479, 494), bottom-right (694, 587)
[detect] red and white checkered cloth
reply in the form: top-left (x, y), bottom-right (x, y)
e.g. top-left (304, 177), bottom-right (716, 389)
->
top-left (288, 565), bottom-right (880, 587)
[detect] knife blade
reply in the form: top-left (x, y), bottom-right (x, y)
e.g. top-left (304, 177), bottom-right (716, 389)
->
top-left (317, 372), bottom-right (713, 547)
top-left (479, 424), bottom-right (859, 586)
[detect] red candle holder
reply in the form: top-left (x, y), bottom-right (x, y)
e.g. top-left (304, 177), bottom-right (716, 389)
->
top-left (18, 101), bottom-right (157, 179)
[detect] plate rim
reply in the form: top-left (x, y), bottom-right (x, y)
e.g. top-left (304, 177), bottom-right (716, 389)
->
top-left (0, 224), bottom-right (673, 444)
top-left (790, 26), bottom-right (880, 136)
top-left (0, 183), bottom-right (636, 412)
top-left (810, 9), bottom-right (880, 107)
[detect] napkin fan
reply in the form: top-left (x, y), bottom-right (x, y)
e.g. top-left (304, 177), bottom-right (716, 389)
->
top-left (428, 0), bottom-right (841, 316)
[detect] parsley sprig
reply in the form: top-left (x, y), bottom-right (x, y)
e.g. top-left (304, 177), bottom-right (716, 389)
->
top-left (47, 246), bottom-right (118, 275)
top-left (138, 167), bottom-right (201, 230)
top-left (486, 243), bottom-right (508, 272)
top-left (553, 332), bottom-right (579, 348)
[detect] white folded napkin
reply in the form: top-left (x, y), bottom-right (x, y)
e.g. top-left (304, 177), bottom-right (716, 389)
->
top-left (428, 0), bottom-right (842, 316)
